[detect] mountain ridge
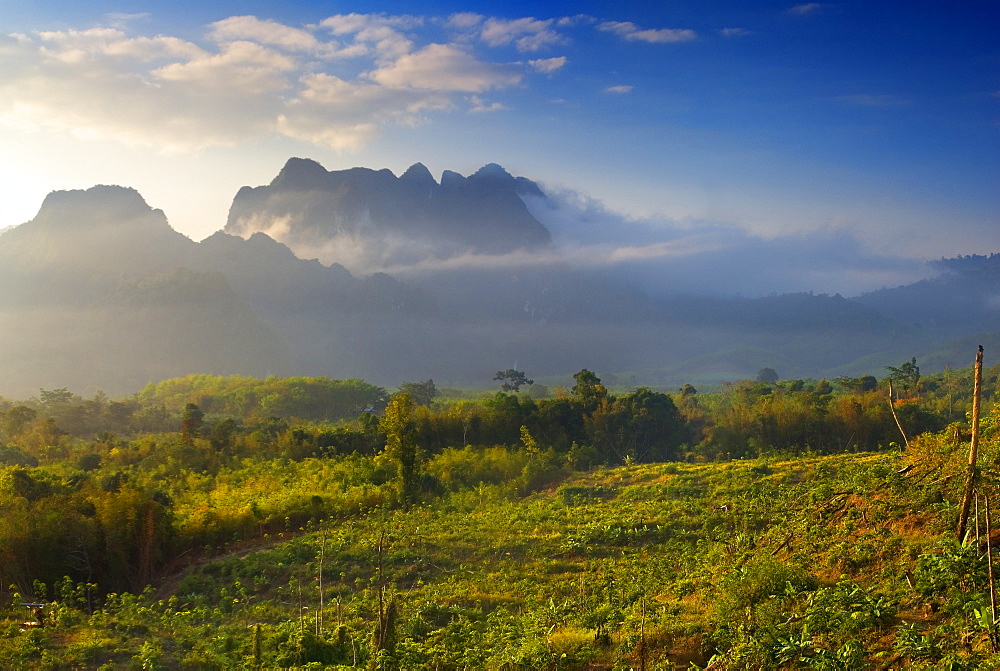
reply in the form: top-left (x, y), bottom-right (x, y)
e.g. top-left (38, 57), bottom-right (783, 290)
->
top-left (224, 158), bottom-right (552, 270)
top-left (3, 165), bottom-right (1000, 397)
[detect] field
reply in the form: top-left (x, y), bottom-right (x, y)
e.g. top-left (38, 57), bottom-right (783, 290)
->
top-left (1, 370), bottom-right (998, 668)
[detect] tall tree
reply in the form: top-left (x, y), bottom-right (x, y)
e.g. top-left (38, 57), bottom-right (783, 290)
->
top-left (756, 368), bottom-right (780, 384)
top-left (494, 369), bottom-right (534, 392)
top-left (397, 380), bottom-right (438, 406)
top-left (180, 403), bottom-right (204, 444)
top-left (886, 358), bottom-right (921, 399)
top-left (379, 393), bottom-right (420, 507)
top-left (572, 369), bottom-right (606, 411)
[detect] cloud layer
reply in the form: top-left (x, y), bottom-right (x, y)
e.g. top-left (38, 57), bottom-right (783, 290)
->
top-left (520, 189), bottom-right (933, 298)
top-left (262, 170), bottom-right (934, 299)
top-left (0, 12), bottom-right (693, 153)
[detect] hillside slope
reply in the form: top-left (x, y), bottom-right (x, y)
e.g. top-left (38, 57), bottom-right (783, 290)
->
top-left (6, 446), bottom-right (993, 669)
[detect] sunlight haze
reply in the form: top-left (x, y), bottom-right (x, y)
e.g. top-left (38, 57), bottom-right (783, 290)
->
top-left (0, 1), bottom-right (996, 293)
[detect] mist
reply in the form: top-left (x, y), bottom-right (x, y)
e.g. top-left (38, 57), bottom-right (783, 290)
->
top-left (0, 168), bottom-right (985, 400)
top-left (267, 178), bottom-right (937, 300)
top-left (523, 188), bottom-right (936, 298)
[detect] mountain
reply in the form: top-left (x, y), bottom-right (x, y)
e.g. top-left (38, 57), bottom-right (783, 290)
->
top-left (4, 167), bottom-right (1000, 399)
top-left (224, 158), bottom-right (552, 271)
top-left (854, 255), bottom-right (1000, 338)
top-left (0, 187), bottom-right (292, 395)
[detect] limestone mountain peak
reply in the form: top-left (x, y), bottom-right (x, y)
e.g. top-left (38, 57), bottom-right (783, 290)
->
top-left (225, 158), bottom-right (552, 270)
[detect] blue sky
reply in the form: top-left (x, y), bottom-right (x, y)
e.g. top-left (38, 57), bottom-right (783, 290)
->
top-left (1, 1), bottom-right (997, 295)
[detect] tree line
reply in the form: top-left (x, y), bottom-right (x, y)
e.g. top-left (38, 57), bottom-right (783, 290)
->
top-left (0, 361), bottom-right (992, 598)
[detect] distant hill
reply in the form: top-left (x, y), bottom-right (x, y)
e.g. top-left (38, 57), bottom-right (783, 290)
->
top-left (3, 166), bottom-right (1000, 398)
top-left (0, 187), bottom-right (291, 395)
top-left (854, 255), bottom-right (1000, 338)
top-left (0, 185), bottom-right (424, 396)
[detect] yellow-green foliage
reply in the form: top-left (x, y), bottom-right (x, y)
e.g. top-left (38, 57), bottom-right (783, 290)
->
top-left (138, 373), bottom-right (387, 421)
top-left (3, 368), bottom-right (1000, 668)
top-left (5, 438), bottom-right (997, 669)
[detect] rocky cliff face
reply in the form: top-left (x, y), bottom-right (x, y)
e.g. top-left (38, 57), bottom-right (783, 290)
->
top-left (224, 158), bottom-right (552, 271)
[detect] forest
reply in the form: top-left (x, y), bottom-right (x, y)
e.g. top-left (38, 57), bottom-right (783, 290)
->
top-left (2, 360), bottom-right (1000, 668)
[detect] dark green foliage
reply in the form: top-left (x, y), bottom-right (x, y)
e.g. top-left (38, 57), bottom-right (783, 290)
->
top-left (572, 368), bottom-right (606, 410)
top-left (886, 357), bottom-right (921, 397)
top-left (586, 387), bottom-right (687, 463)
top-left (397, 379), bottom-right (437, 406)
top-left (380, 393), bottom-right (421, 507)
top-left (756, 367), bottom-right (780, 383)
top-left (0, 444), bottom-right (38, 467)
top-left (494, 369), bottom-right (534, 392)
top-left (180, 402), bottom-right (204, 443)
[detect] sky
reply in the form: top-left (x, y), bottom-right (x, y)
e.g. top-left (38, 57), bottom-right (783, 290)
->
top-left (1, 1), bottom-right (997, 296)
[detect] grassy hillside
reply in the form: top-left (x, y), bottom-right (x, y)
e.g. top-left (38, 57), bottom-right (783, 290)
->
top-left (2, 368), bottom-right (998, 668)
top-left (4, 443), bottom-right (996, 669)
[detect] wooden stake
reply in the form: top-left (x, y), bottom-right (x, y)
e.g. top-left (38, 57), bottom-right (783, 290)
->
top-left (957, 346), bottom-right (984, 541)
top-left (977, 496), bottom-right (981, 546)
top-left (986, 493), bottom-right (997, 653)
top-left (639, 597), bottom-right (647, 671)
top-left (317, 531), bottom-right (325, 635)
top-left (375, 530), bottom-right (388, 651)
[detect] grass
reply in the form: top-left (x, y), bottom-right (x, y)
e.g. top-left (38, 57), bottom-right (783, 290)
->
top-left (5, 447), bottom-right (997, 669)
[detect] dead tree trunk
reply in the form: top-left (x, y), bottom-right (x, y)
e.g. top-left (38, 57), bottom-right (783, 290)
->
top-left (888, 380), bottom-right (910, 449)
top-left (957, 345), bottom-right (984, 541)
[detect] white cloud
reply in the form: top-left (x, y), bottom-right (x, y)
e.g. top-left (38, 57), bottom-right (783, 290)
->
top-left (0, 29), bottom-right (284, 150)
top-left (104, 12), bottom-right (150, 29)
top-left (557, 15), bottom-right (593, 28)
top-left (528, 57), bottom-right (566, 74)
top-left (604, 85), bottom-right (633, 94)
top-left (0, 16), bottom-right (526, 152)
top-left (719, 27), bottom-right (752, 38)
top-left (309, 184), bottom-right (934, 297)
top-left (523, 189), bottom-right (932, 297)
top-left (786, 3), bottom-right (826, 16)
top-left (154, 40), bottom-right (296, 93)
top-left (598, 21), bottom-right (696, 44)
top-left (480, 17), bottom-right (566, 52)
top-left (445, 13), bottom-right (484, 30)
top-left (208, 16), bottom-right (346, 57)
top-left (1, 11), bottom-right (677, 155)
top-left (369, 43), bottom-right (522, 91)
top-left (279, 72), bottom-right (451, 150)
top-left (35, 27), bottom-right (203, 62)
top-left (836, 94), bottom-right (910, 107)
top-left (318, 13), bottom-right (419, 61)
top-left (468, 95), bottom-right (507, 113)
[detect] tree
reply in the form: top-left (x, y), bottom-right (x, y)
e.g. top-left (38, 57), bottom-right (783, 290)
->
top-left (397, 380), bottom-right (438, 406)
top-left (836, 375), bottom-right (878, 393)
top-left (886, 358), bottom-right (921, 399)
top-left (572, 369), bottom-right (606, 410)
top-left (38, 388), bottom-right (74, 408)
top-left (756, 368), bottom-right (780, 384)
top-left (379, 393), bottom-right (420, 507)
top-left (180, 403), bottom-right (204, 444)
top-left (209, 418), bottom-right (238, 452)
top-left (1, 406), bottom-right (38, 441)
top-left (494, 369), bottom-right (534, 392)
top-left (585, 388), bottom-right (686, 464)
